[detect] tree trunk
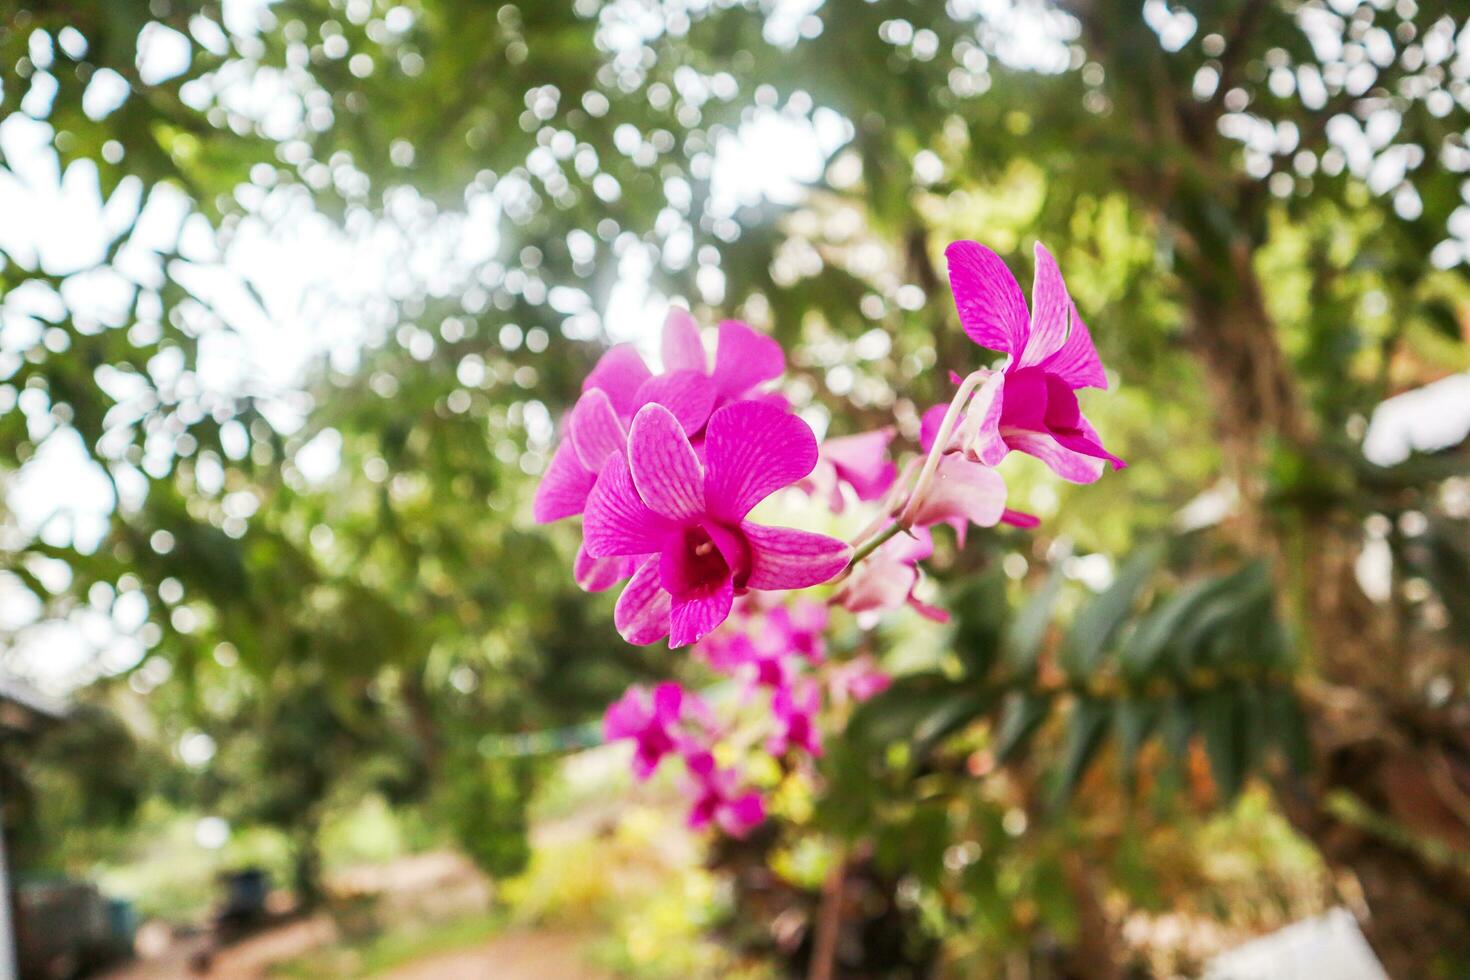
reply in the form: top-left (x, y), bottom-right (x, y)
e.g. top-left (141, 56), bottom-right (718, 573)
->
top-left (401, 667), bottom-right (442, 777)
top-left (1057, 852), bottom-right (1124, 980)
top-left (292, 826), bottom-right (324, 911)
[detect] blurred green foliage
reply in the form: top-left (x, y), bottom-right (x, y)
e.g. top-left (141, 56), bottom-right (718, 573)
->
top-left (3, 0), bottom-right (1470, 974)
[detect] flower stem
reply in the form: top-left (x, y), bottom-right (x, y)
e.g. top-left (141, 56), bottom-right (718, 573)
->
top-left (895, 368), bottom-right (990, 527)
top-left (846, 521), bottom-right (902, 569)
top-left (837, 369), bottom-right (991, 583)
top-left (847, 457), bottom-right (920, 550)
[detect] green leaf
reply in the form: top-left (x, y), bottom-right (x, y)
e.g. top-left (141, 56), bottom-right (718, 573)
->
top-left (1061, 543), bottom-right (1162, 680)
top-left (848, 672), bottom-right (989, 758)
top-left (993, 691), bottom-right (1052, 765)
top-left (1199, 689), bottom-right (1246, 802)
top-left (1004, 563), bottom-right (1065, 673)
top-left (950, 569), bottom-right (1009, 677)
top-left (1114, 698), bottom-right (1159, 790)
top-left (1119, 581), bottom-right (1212, 682)
top-left (1162, 695), bottom-right (1194, 767)
top-left (1264, 685), bottom-right (1313, 778)
top-left (1051, 697), bottom-right (1110, 808)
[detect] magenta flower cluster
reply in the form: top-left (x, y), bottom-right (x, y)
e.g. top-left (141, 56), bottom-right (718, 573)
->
top-left (535, 241), bottom-right (1123, 835)
top-left (603, 596), bottom-right (883, 835)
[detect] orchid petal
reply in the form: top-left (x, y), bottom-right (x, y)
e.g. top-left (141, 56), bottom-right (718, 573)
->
top-left (661, 307), bottom-right (708, 374)
top-left (945, 240), bottom-right (1030, 357)
top-left (890, 525), bottom-right (937, 563)
top-left (1042, 374), bottom-right (1083, 430)
top-left (909, 597), bottom-right (951, 623)
top-left (995, 368), bottom-right (1049, 429)
top-left (1000, 508), bottom-right (1042, 529)
top-left (703, 401), bottom-right (818, 523)
top-left (742, 523), bottom-right (851, 590)
top-left (957, 373), bottom-right (1008, 467)
top-left (584, 453), bottom-right (678, 558)
top-left (582, 345), bottom-right (652, 417)
top-left (919, 404), bottom-right (949, 454)
top-left (659, 525), bottom-right (742, 599)
top-left (1040, 299), bottom-right (1108, 390)
top-left (822, 428), bottom-right (897, 501)
top-left (574, 544), bottom-right (639, 592)
top-left (669, 580), bottom-right (735, 648)
top-left (651, 681), bottom-right (684, 722)
top-left (532, 438), bottom-right (595, 524)
top-left (568, 388), bottom-right (628, 473)
top-left (711, 320), bottom-right (784, 399)
top-left (1007, 432), bottom-right (1107, 483)
top-left (603, 689), bottom-right (650, 742)
top-left (748, 390), bottom-right (792, 412)
top-left (1053, 427), bottom-right (1127, 471)
top-left (909, 455), bottom-right (1007, 531)
top-left (628, 403), bottom-right (705, 522)
top-left (717, 793), bottom-right (765, 837)
top-left (633, 369), bottom-right (717, 437)
top-left (836, 558), bottom-right (918, 616)
top-left (614, 556), bottom-right (672, 645)
top-left (1018, 242), bottom-right (1070, 368)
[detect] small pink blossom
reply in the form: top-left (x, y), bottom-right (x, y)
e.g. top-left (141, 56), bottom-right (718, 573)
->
top-left (583, 401), bottom-right (851, 647)
top-left (797, 428), bottom-right (898, 513)
top-left (911, 403), bottom-right (1023, 545)
top-left (603, 682), bottom-right (706, 780)
top-left (942, 241), bottom-right (1125, 483)
top-left (828, 655), bottom-right (892, 705)
top-left (833, 525), bottom-right (948, 624)
top-left (767, 599), bottom-right (828, 663)
top-left (907, 452), bottom-right (1008, 539)
top-left (698, 632), bottom-right (794, 689)
top-left (684, 750), bottom-right (765, 836)
top-left (768, 679), bottom-right (823, 757)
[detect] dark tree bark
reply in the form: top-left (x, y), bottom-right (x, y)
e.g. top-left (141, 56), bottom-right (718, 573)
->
top-left (291, 823), bottom-right (324, 911)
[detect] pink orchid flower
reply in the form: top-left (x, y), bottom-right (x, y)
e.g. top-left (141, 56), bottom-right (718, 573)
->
top-left (533, 309), bottom-right (786, 590)
top-left (768, 679), bottom-right (823, 757)
top-left (583, 400), bottom-right (851, 648)
top-left (603, 682), bottom-right (706, 780)
top-left (828, 655), bottom-right (892, 705)
top-left (915, 404), bottom-right (1038, 544)
top-left (833, 525), bottom-right (948, 624)
top-left (767, 599), bottom-right (828, 663)
top-left (797, 428), bottom-right (898, 513)
top-left (943, 240), bottom-right (1125, 483)
top-left (684, 750), bottom-right (766, 837)
top-left (907, 452), bottom-right (1008, 540)
top-left (698, 631), bottom-right (795, 689)
top-left (699, 598), bottom-right (827, 671)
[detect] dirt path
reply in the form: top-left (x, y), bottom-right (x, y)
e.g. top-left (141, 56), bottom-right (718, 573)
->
top-left (377, 929), bottom-right (611, 980)
top-left (95, 852), bottom-right (498, 979)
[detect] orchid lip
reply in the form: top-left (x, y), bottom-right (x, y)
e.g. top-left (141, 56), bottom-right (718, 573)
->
top-left (659, 521), bottom-right (751, 599)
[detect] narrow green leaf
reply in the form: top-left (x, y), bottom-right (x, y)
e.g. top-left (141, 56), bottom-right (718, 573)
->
top-left (1004, 563), bottom-right (1065, 673)
top-left (1121, 579), bottom-right (1217, 681)
top-left (848, 673), bottom-right (986, 758)
top-left (1162, 695), bottom-right (1194, 767)
top-left (1062, 543), bottom-right (1162, 679)
top-left (993, 691), bottom-right (1052, 764)
top-left (1199, 690), bottom-right (1245, 802)
top-left (1264, 686), bottom-right (1313, 777)
top-left (1115, 698), bottom-right (1159, 790)
top-left (1051, 697), bottom-right (1109, 808)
